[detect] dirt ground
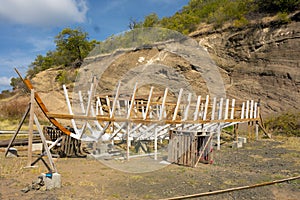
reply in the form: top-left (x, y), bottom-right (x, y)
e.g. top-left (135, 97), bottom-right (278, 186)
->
top-left (1, 136), bottom-right (299, 200)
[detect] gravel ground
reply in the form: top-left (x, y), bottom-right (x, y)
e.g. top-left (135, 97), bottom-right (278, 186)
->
top-left (0, 137), bottom-right (299, 200)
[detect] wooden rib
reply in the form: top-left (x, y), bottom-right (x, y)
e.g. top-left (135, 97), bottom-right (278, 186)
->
top-left (173, 89), bottom-right (183, 121)
top-left (23, 79), bottom-right (71, 135)
top-left (194, 95), bottom-right (201, 121)
top-left (144, 87), bottom-right (154, 120)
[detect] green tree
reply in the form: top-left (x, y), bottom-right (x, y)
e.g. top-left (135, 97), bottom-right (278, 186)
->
top-left (143, 13), bottom-right (160, 27)
top-left (10, 77), bottom-right (22, 90)
top-left (54, 27), bottom-right (97, 67)
top-left (255, 0), bottom-right (300, 12)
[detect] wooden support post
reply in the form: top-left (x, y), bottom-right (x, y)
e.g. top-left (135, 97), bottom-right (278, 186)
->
top-left (27, 89), bottom-right (35, 167)
top-left (255, 121), bottom-right (259, 140)
top-left (217, 125), bottom-right (221, 151)
top-left (217, 98), bottom-right (223, 150)
top-left (247, 122), bottom-right (251, 141)
top-left (234, 123), bottom-right (239, 142)
top-left (34, 114), bottom-right (57, 172)
top-left (154, 127), bottom-right (158, 160)
top-left (126, 122), bottom-right (130, 161)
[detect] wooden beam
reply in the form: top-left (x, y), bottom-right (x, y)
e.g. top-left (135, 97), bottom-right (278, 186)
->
top-left (27, 89), bottom-right (34, 166)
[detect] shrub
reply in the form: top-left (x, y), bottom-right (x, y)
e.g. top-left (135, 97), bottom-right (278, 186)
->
top-left (0, 97), bottom-right (29, 119)
top-left (265, 112), bottom-right (300, 137)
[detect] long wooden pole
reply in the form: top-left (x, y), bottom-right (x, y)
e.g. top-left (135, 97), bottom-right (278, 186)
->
top-left (5, 103), bottom-right (30, 157)
top-left (27, 89), bottom-right (35, 166)
top-left (160, 175), bottom-right (300, 200)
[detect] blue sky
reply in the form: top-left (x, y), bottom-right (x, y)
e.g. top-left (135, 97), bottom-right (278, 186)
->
top-left (0, 0), bottom-right (189, 92)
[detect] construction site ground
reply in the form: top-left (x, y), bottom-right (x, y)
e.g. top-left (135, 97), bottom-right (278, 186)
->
top-left (1, 136), bottom-right (300, 200)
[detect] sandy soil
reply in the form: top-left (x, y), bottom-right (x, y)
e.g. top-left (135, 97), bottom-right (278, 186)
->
top-left (1, 137), bottom-right (299, 200)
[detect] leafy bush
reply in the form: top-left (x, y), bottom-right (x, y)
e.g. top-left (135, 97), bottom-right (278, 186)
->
top-left (265, 112), bottom-right (300, 137)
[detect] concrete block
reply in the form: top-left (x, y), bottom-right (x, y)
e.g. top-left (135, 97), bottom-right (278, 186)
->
top-left (232, 141), bottom-right (243, 148)
top-left (32, 143), bottom-right (43, 152)
top-left (41, 173), bottom-right (61, 190)
top-left (238, 137), bottom-right (247, 144)
top-left (6, 147), bottom-right (18, 157)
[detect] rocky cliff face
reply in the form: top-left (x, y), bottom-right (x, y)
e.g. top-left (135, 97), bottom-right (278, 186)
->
top-left (190, 11), bottom-right (300, 115)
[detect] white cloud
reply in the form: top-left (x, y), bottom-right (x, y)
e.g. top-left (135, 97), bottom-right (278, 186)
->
top-left (0, 76), bottom-right (12, 86)
top-left (0, 0), bottom-right (88, 26)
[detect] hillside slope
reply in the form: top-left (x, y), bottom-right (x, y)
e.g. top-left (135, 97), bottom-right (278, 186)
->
top-left (190, 11), bottom-right (300, 115)
top-left (8, 11), bottom-right (300, 119)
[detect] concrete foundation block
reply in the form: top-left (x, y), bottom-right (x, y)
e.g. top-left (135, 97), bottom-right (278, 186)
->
top-left (41, 173), bottom-right (61, 190)
top-left (6, 147), bottom-right (18, 157)
top-left (238, 137), bottom-right (247, 144)
top-left (232, 141), bottom-right (243, 148)
top-left (32, 143), bottom-right (43, 151)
